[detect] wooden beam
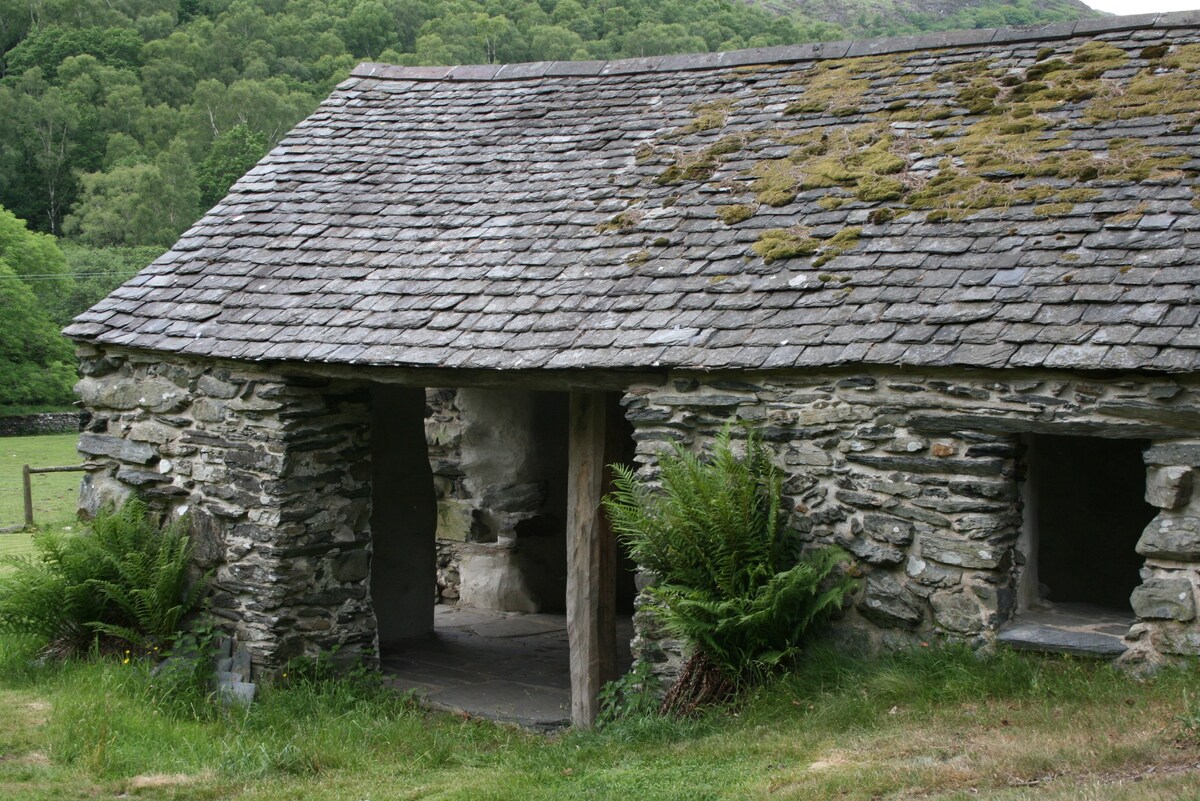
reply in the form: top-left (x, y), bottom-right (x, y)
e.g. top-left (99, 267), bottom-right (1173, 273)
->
top-left (566, 391), bottom-right (611, 728)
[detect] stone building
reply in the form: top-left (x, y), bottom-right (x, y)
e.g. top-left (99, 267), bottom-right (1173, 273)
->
top-left (65, 12), bottom-right (1200, 726)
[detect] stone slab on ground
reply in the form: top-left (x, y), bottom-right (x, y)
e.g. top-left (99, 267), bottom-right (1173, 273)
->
top-left (424, 680), bottom-right (571, 731)
top-left (997, 604), bottom-right (1134, 658)
top-left (382, 605), bottom-right (633, 730)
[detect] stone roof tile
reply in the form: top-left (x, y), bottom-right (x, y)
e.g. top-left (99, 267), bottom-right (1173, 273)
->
top-left (65, 15), bottom-right (1200, 375)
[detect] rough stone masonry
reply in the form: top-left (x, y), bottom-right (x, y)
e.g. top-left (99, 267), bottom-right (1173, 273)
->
top-left (74, 344), bottom-right (380, 673)
top-left (61, 13), bottom-right (1200, 686)
top-left (73, 335), bottom-right (1200, 680)
top-left (621, 366), bottom-right (1200, 679)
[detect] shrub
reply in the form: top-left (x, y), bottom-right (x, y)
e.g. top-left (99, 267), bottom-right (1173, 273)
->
top-left (603, 428), bottom-right (854, 715)
top-left (597, 660), bottom-right (662, 727)
top-left (0, 499), bottom-right (207, 654)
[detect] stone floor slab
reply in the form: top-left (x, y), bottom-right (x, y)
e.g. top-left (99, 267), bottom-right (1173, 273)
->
top-left (382, 605), bottom-right (633, 730)
top-left (998, 602), bottom-right (1133, 658)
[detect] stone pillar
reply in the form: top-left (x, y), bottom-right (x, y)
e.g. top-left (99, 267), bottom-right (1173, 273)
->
top-left (1130, 439), bottom-right (1200, 659)
top-left (74, 345), bottom-right (379, 674)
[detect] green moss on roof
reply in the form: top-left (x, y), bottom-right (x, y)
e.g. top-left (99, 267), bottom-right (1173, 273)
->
top-left (813, 227), bottom-right (862, 267)
top-left (716, 204), bottom-right (755, 225)
top-left (682, 100), bottom-right (733, 134)
top-left (645, 34), bottom-right (1199, 266)
top-left (752, 228), bottom-right (821, 263)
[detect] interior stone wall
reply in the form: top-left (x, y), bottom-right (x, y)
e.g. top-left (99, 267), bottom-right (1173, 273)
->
top-left (74, 343), bottom-right (379, 674)
top-left (424, 387), bottom-right (570, 612)
top-left (621, 367), bottom-right (1200, 680)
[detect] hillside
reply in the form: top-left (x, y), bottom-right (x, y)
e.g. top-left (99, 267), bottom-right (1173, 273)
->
top-left (748, 0), bottom-right (1100, 35)
top-left (0, 0), bottom-right (1101, 411)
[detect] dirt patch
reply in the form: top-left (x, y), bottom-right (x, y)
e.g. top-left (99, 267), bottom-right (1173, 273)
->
top-left (126, 773), bottom-right (200, 791)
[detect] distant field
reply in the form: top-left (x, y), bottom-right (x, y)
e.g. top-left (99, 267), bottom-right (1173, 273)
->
top-left (0, 432), bottom-right (82, 534)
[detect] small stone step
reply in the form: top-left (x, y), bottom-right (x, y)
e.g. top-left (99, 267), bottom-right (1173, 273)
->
top-left (997, 604), bottom-right (1133, 659)
top-left (997, 622), bottom-right (1127, 658)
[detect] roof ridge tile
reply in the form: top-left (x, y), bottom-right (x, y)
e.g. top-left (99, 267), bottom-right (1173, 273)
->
top-left (346, 12), bottom-right (1190, 84)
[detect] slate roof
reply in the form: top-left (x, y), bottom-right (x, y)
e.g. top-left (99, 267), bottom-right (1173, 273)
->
top-left (66, 12), bottom-right (1200, 374)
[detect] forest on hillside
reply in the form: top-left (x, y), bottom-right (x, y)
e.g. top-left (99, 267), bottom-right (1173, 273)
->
top-left (0, 0), bottom-right (1094, 411)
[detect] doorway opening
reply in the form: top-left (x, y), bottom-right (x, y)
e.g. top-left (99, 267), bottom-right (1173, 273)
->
top-left (370, 386), bottom-right (637, 727)
top-left (1004, 434), bottom-right (1157, 657)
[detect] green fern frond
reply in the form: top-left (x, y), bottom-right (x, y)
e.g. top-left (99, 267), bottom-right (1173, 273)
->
top-left (603, 426), bottom-right (855, 687)
top-left (0, 499), bottom-right (209, 655)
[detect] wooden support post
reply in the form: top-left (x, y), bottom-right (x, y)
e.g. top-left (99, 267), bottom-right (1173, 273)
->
top-left (566, 391), bottom-right (612, 728)
top-left (596, 394), bottom-right (625, 688)
top-left (22, 464), bottom-right (33, 528)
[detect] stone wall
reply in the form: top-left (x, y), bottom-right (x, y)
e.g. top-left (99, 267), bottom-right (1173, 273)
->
top-left (424, 387), bottom-right (570, 613)
top-left (74, 344), bottom-right (379, 674)
top-left (0, 412), bottom-right (82, 437)
top-left (71, 345), bottom-right (1200, 683)
top-left (436, 539), bottom-right (462, 604)
top-left (1135, 441), bottom-right (1200, 658)
top-left (622, 367), bottom-right (1200, 678)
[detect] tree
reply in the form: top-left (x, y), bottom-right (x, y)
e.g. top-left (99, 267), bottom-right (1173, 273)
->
top-left (0, 207), bottom-right (75, 409)
top-left (336, 0), bottom-right (398, 59)
top-left (0, 260), bottom-right (76, 408)
top-left (621, 22), bottom-right (706, 58)
top-left (4, 25), bottom-right (143, 78)
top-left (0, 204), bottom-right (72, 305)
top-left (0, 72), bottom-right (81, 233)
top-left (196, 123), bottom-right (267, 207)
top-left (64, 141), bottom-right (202, 247)
top-left (527, 24), bottom-right (586, 61)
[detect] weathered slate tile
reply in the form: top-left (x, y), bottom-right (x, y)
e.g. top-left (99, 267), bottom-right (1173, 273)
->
top-left (61, 19), bottom-right (1200, 376)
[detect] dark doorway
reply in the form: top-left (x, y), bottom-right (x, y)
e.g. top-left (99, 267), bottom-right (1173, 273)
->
top-left (1025, 434), bottom-right (1155, 610)
top-left (603, 392), bottom-right (640, 616)
top-left (369, 385), bottom-right (438, 648)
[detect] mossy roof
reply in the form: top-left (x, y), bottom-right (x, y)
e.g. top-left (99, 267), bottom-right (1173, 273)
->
top-left (66, 13), bottom-right (1200, 374)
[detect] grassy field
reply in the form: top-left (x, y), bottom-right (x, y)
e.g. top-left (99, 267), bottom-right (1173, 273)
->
top-left (0, 432), bottom-right (81, 537)
top-left (0, 638), bottom-right (1197, 801)
top-left (0, 433), bottom-right (1196, 799)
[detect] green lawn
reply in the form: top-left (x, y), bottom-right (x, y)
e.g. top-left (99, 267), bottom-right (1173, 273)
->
top-left (0, 433), bottom-right (82, 531)
top-left (0, 639), bottom-right (1196, 800)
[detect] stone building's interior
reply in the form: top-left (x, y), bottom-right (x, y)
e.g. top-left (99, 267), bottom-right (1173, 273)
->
top-left (366, 385), bottom-right (637, 725)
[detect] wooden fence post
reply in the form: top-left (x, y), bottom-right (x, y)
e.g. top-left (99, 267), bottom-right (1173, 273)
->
top-left (18, 465), bottom-right (86, 530)
top-left (22, 464), bottom-right (33, 528)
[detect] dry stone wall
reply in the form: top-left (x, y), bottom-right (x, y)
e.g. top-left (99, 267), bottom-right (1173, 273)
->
top-left (1136, 440), bottom-right (1200, 657)
top-left (70, 341), bottom-right (1200, 682)
top-left (0, 412), bottom-right (82, 437)
top-left (622, 367), bottom-right (1200, 678)
top-left (74, 344), bottom-right (379, 675)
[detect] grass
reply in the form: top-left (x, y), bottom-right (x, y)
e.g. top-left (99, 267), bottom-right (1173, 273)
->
top-left (0, 433), bottom-right (82, 532)
top-left (0, 637), bottom-right (1196, 800)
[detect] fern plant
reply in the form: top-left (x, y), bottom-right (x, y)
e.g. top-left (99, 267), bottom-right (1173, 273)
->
top-left (82, 500), bottom-right (208, 648)
top-left (603, 428), bottom-right (853, 713)
top-left (0, 499), bottom-right (207, 654)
